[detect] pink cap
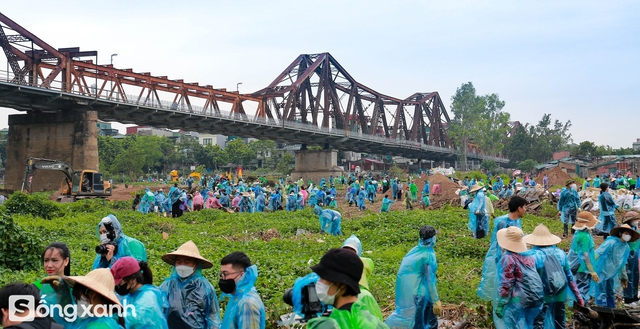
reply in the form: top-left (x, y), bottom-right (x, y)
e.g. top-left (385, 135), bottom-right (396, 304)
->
top-left (110, 257), bottom-right (141, 285)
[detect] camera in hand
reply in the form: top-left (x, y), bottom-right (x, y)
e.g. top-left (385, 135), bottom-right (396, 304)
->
top-left (95, 221), bottom-right (118, 255)
top-left (283, 283), bottom-right (327, 322)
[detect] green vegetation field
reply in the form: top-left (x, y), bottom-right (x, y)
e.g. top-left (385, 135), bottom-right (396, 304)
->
top-left (0, 194), bottom-right (567, 327)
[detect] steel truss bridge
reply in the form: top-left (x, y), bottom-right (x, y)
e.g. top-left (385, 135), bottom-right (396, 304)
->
top-left (0, 12), bottom-right (507, 163)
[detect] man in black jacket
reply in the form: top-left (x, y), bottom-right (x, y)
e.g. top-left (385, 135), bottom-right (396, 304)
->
top-left (0, 282), bottom-right (62, 329)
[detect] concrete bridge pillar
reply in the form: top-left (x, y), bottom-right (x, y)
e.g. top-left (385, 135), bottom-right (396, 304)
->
top-left (5, 110), bottom-right (99, 191)
top-left (290, 149), bottom-right (344, 184)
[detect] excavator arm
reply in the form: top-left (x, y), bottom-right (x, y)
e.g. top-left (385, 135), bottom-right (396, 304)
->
top-left (21, 157), bottom-right (74, 193)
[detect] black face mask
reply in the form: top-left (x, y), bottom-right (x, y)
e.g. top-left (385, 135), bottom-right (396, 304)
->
top-left (115, 281), bottom-right (132, 295)
top-left (218, 279), bottom-right (236, 294)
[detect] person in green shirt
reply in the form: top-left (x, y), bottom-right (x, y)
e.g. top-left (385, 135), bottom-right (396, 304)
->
top-left (342, 235), bottom-right (383, 321)
top-left (306, 249), bottom-right (388, 329)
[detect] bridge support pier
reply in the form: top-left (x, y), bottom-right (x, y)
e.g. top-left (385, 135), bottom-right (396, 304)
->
top-left (290, 149), bottom-right (344, 184)
top-left (5, 110), bottom-right (99, 191)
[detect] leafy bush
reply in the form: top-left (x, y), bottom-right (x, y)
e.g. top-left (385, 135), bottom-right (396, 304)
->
top-left (4, 192), bottom-right (62, 220)
top-left (0, 211), bottom-right (43, 270)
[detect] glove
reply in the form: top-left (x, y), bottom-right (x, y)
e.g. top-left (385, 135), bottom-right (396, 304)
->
top-left (495, 304), bottom-right (504, 318)
top-left (433, 301), bottom-right (443, 316)
top-left (590, 272), bottom-right (600, 283)
top-left (40, 276), bottom-right (61, 290)
top-left (622, 279), bottom-right (629, 289)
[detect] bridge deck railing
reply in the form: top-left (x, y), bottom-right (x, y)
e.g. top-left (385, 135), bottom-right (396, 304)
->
top-left (0, 70), bottom-right (507, 163)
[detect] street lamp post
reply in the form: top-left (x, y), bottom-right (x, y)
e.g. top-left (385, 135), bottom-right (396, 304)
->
top-left (237, 82), bottom-right (242, 93)
top-left (110, 53), bottom-right (118, 99)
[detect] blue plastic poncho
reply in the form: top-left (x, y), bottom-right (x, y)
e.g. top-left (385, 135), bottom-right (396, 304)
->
top-left (239, 196), bottom-right (254, 213)
top-left (496, 250), bottom-right (543, 329)
top-left (468, 190), bottom-right (489, 239)
top-left (314, 205), bottom-right (342, 235)
top-left (120, 284), bottom-right (169, 329)
top-left (40, 277), bottom-right (75, 328)
top-left (531, 246), bottom-right (583, 329)
top-left (557, 188), bottom-right (580, 225)
top-left (289, 273), bottom-right (325, 318)
top-left (357, 190), bottom-right (366, 210)
top-left (596, 192), bottom-right (618, 233)
top-left (137, 188), bottom-right (155, 214)
top-left (568, 229), bottom-right (597, 301)
top-left (386, 236), bottom-right (439, 329)
top-left (168, 187), bottom-right (182, 206)
top-left (477, 214), bottom-right (522, 301)
top-left (159, 265), bottom-right (221, 329)
top-left (255, 193), bottom-right (266, 212)
top-left (591, 236), bottom-right (630, 307)
top-left (286, 194), bottom-right (297, 211)
top-left (92, 215), bottom-right (147, 269)
top-left (220, 265), bottom-right (266, 329)
top-left (380, 197), bottom-right (394, 213)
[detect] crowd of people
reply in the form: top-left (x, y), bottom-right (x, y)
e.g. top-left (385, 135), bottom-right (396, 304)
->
top-left (2, 170), bottom-right (640, 329)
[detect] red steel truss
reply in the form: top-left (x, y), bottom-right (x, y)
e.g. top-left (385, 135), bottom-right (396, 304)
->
top-left (252, 53), bottom-right (451, 147)
top-left (0, 13), bottom-right (450, 147)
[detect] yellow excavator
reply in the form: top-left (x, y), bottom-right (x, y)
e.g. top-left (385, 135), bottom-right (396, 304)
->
top-left (21, 157), bottom-right (112, 202)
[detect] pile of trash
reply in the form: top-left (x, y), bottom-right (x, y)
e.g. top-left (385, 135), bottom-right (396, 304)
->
top-left (580, 188), bottom-right (640, 212)
top-left (429, 167), bottom-right (456, 177)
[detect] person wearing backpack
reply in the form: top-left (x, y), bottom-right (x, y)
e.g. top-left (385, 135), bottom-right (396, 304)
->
top-left (495, 226), bottom-right (543, 329)
top-left (592, 224), bottom-right (640, 307)
top-left (524, 224), bottom-right (584, 329)
top-left (622, 212), bottom-right (640, 307)
top-left (567, 212), bottom-right (600, 304)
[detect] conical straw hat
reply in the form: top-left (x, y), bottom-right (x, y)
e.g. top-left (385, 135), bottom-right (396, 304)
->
top-left (610, 224), bottom-right (640, 242)
top-left (497, 226), bottom-right (527, 253)
top-left (469, 184), bottom-right (483, 193)
top-left (162, 240), bottom-right (213, 269)
top-left (64, 268), bottom-right (121, 306)
top-left (522, 224), bottom-right (561, 246)
top-left (573, 211), bottom-right (599, 230)
top-left (623, 211), bottom-right (640, 224)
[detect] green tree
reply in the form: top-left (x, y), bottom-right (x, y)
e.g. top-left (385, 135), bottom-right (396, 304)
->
top-left (226, 139), bottom-right (254, 166)
top-left (480, 159), bottom-right (498, 173)
top-left (111, 147), bottom-right (146, 180)
top-left (503, 124), bottom-right (535, 167)
top-left (517, 159), bottom-right (539, 172)
top-left (276, 152), bottom-right (294, 175)
top-left (449, 82), bottom-right (510, 169)
top-left (475, 93), bottom-right (510, 156)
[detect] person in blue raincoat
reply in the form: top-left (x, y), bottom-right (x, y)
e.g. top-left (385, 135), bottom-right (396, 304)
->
top-left (92, 215), bottom-right (147, 269)
top-left (255, 192), bottom-right (266, 212)
top-left (591, 224), bottom-right (638, 307)
top-left (168, 184), bottom-right (183, 217)
top-left (239, 192), bottom-right (254, 213)
top-left (421, 180), bottom-right (430, 199)
top-left (595, 183), bottom-right (619, 236)
top-left (468, 185), bottom-right (490, 239)
top-left (386, 226), bottom-right (442, 329)
top-left (219, 190), bottom-right (230, 209)
top-left (111, 257), bottom-right (169, 329)
top-left (357, 187), bottom-right (367, 211)
top-left (622, 212), bottom-right (640, 306)
top-left (308, 188), bottom-right (318, 207)
top-left (314, 205), bottom-right (342, 235)
top-left (380, 195), bottom-right (395, 213)
top-left (477, 196), bottom-right (527, 329)
top-left (155, 189), bottom-right (168, 215)
top-left (159, 241), bottom-right (221, 329)
top-left (523, 224), bottom-right (584, 329)
top-left (218, 252), bottom-right (266, 329)
top-left (568, 212), bottom-right (600, 304)
top-left (137, 188), bottom-right (155, 214)
top-left (286, 192), bottom-right (297, 211)
top-left (557, 179), bottom-right (581, 237)
top-left (494, 226), bottom-right (543, 329)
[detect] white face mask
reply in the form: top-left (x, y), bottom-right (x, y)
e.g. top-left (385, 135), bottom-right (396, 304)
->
top-left (622, 233), bottom-right (632, 242)
top-left (175, 265), bottom-right (195, 278)
top-left (570, 184), bottom-right (577, 191)
top-left (315, 280), bottom-right (338, 305)
top-left (100, 234), bottom-right (110, 244)
top-left (77, 297), bottom-right (92, 318)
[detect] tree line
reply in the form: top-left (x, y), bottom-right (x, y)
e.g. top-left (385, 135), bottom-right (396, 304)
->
top-left (447, 82), bottom-right (637, 170)
top-left (97, 135), bottom-right (294, 181)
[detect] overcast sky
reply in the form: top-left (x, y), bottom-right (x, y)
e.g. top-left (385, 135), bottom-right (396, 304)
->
top-left (1, 1), bottom-right (638, 148)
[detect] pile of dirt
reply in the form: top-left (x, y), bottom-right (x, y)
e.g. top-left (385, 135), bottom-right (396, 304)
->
top-left (535, 166), bottom-right (573, 187)
top-left (419, 174), bottom-right (463, 209)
